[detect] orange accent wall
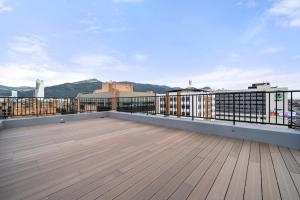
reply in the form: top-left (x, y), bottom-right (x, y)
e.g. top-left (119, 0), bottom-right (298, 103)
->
top-left (166, 92), bottom-right (170, 115)
top-left (177, 91), bottom-right (181, 117)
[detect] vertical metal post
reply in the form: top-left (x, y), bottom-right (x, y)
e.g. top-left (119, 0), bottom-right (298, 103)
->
top-left (196, 95), bottom-right (198, 119)
top-left (131, 97), bottom-right (133, 114)
top-left (283, 91), bottom-right (285, 125)
top-left (192, 94), bottom-right (194, 120)
top-left (268, 92), bottom-right (271, 123)
top-left (233, 93), bottom-right (235, 125)
top-left (250, 93), bottom-right (252, 122)
top-left (238, 93), bottom-right (241, 121)
top-left (290, 92), bottom-right (293, 127)
top-left (147, 97), bottom-right (149, 115)
top-left (256, 92), bottom-right (258, 123)
top-left (275, 91), bottom-right (278, 124)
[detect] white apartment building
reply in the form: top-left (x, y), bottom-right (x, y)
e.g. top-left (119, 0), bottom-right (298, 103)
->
top-left (155, 83), bottom-right (292, 125)
top-left (156, 88), bottom-right (214, 118)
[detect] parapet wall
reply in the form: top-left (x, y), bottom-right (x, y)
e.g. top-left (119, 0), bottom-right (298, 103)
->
top-left (1, 111), bottom-right (299, 149)
top-left (0, 112), bottom-right (108, 129)
top-left (108, 112), bottom-right (300, 149)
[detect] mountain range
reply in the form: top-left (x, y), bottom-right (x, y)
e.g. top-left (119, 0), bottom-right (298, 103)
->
top-left (0, 79), bottom-right (184, 97)
top-left (0, 79), bottom-right (212, 97)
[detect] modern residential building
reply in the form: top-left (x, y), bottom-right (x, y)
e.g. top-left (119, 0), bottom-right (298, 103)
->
top-left (155, 83), bottom-right (292, 125)
top-left (214, 83), bottom-right (290, 124)
top-left (156, 87), bottom-right (214, 118)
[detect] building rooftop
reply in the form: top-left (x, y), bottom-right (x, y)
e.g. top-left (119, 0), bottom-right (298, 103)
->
top-left (0, 117), bottom-right (299, 200)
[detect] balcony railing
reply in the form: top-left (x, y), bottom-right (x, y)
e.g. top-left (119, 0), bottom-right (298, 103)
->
top-left (1, 90), bottom-right (299, 128)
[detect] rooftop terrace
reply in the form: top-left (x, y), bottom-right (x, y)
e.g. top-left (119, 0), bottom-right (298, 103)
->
top-left (0, 117), bottom-right (300, 200)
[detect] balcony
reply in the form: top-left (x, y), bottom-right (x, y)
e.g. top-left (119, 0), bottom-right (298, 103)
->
top-left (0, 117), bottom-right (300, 200)
top-left (0, 91), bottom-right (300, 200)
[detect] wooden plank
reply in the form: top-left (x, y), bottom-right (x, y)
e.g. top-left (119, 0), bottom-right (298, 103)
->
top-left (206, 140), bottom-right (243, 200)
top-left (150, 136), bottom-right (219, 200)
top-left (2, 118), bottom-right (299, 200)
top-left (114, 139), bottom-right (207, 200)
top-left (244, 142), bottom-right (262, 200)
top-left (280, 147), bottom-right (300, 193)
top-left (225, 140), bottom-right (251, 200)
top-left (94, 135), bottom-right (202, 200)
top-left (47, 129), bottom-right (193, 200)
top-left (186, 139), bottom-right (234, 200)
top-left (290, 149), bottom-right (300, 166)
top-left (270, 145), bottom-right (300, 200)
top-left (76, 133), bottom-right (199, 200)
top-left (0, 120), bottom-right (183, 200)
top-left (0, 125), bottom-right (163, 186)
top-left (260, 143), bottom-right (281, 200)
top-left (22, 133), bottom-right (192, 200)
top-left (127, 135), bottom-right (211, 200)
top-left (280, 147), bottom-right (300, 174)
top-left (168, 138), bottom-right (228, 200)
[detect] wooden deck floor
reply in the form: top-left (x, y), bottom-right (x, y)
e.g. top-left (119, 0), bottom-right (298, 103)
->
top-left (0, 118), bottom-right (299, 200)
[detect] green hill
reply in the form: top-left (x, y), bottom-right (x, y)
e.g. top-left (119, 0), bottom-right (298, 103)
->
top-left (0, 79), bottom-right (175, 97)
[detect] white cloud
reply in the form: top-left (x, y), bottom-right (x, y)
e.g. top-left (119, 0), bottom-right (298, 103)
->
top-left (0, 0), bottom-right (12, 12)
top-left (113, 0), bottom-right (143, 3)
top-left (72, 53), bottom-right (144, 72)
top-left (153, 65), bottom-right (300, 90)
top-left (225, 53), bottom-right (241, 62)
top-left (1, 34), bottom-right (147, 87)
top-left (260, 47), bottom-right (282, 54)
top-left (0, 63), bottom-right (90, 86)
top-left (240, 16), bottom-right (266, 43)
top-left (237, 0), bottom-right (257, 8)
top-left (132, 53), bottom-right (148, 62)
top-left (78, 12), bottom-right (123, 34)
top-left (268, 0), bottom-right (300, 28)
top-left (241, 0), bottom-right (300, 43)
top-left (0, 34), bottom-right (95, 86)
top-left (78, 14), bottom-right (102, 33)
top-left (8, 34), bottom-right (49, 62)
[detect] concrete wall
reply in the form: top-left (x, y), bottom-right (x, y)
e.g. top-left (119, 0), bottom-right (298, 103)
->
top-left (1, 112), bottom-right (108, 129)
top-left (108, 112), bottom-right (300, 149)
top-left (1, 111), bottom-right (299, 149)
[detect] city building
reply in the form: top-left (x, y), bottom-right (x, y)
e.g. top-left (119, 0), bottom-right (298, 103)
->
top-left (77, 81), bottom-right (155, 111)
top-left (155, 82), bottom-right (291, 125)
top-left (0, 97), bottom-right (59, 118)
top-left (156, 88), bottom-right (212, 118)
top-left (214, 82), bottom-right (289, 124)
top-left (35, 79), bottom-right (44, 98)
top-left (11, 90), bottom-right (17, 97)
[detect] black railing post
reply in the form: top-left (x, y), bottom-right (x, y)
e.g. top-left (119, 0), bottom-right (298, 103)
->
top-left (233, 93), bottom-right (235, 125)
top-left (131, 97), bottom-right (133, 114)
top-left (290, 92), bottom-right (293, 128)
top-left (275, 91), bottom-right (278, 125)
top-left (147, 97), bottom-right (149, 115)
top-left (192, 94), bottom-right (194, 120)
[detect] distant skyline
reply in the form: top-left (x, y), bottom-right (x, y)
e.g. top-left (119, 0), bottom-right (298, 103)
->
top-left (0, 0), bottom-right (300, 89)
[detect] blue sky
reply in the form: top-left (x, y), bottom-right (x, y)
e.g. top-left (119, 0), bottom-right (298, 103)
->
top-left (0, 0), bottom-right (300, 89)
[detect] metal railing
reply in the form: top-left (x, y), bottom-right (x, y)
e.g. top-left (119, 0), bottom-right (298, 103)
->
top-left (116, 90), bottom-right (300, 128)
top-left (0, 97), bottom-right (111, 119)
top-left (1, 90), bottom-right (299, 128)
